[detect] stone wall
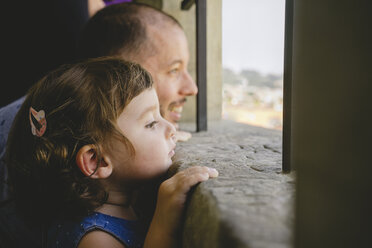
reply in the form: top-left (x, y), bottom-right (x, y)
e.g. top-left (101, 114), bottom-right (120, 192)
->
top-left (172, 120), bottom-right (295, 248)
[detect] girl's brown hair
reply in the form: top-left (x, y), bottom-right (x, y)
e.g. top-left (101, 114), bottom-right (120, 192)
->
top-left (5, 57), bottom-right (153, 224)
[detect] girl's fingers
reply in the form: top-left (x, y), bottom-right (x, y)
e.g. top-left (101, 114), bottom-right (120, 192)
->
top-left (153, 166), bottom-right (219, 232)
top-left (180, 166), bottom-right (219, 178)
top-left (166, 166), bottom-right (219, 193)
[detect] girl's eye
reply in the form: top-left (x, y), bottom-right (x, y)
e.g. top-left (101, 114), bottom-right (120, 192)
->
top-left (145, 121), bottom-right (158, 129)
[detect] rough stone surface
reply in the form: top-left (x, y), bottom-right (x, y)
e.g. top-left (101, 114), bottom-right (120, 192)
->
top-left (173, 120), bottom-right (295, 248)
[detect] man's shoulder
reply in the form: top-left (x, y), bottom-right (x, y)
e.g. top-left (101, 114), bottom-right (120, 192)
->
top-left (0, 97), bottom-right (25, 116)
top-left (0, 97), bottom-right (25, 151)
top-left (0, 97), bottom-right (25, 202)
top-left (0, 97), bottom-right (25, 124)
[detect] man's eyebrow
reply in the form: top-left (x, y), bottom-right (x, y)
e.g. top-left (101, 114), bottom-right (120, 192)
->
top-left (138, 104), bottom-right (158, 121)
top-left (168, 60), bottom-right (182, 67)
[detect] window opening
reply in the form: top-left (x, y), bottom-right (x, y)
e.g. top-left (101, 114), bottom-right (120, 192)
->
top-left (222, 0), bottom-right (286, 131)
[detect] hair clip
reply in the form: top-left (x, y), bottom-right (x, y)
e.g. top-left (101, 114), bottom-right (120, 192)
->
top-left (29, 107), bottom-right (47, 137)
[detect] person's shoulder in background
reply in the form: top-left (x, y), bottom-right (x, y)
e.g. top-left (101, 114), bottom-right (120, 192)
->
top-left (0, 96), bottom-right (26, 152)
top-left (0, 96), bottom-right (26, 202)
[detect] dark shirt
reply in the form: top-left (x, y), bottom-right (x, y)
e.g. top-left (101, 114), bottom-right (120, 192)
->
top-left (0, 200), bottom-right (41, 248)
top-left (0, 0), bottom-right (89, 107)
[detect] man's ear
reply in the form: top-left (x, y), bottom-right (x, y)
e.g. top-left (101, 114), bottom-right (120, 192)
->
top-left (76, 145), bottom-right (113, 179)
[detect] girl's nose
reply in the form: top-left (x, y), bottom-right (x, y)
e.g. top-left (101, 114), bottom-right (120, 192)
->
top-left (164, 118), bottom-right (177, 140)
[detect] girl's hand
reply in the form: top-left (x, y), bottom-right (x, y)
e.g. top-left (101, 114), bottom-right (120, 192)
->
top-left (143, 166), bottom-right (218, 248)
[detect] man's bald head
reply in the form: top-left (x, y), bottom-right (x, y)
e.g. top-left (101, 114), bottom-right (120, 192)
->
top-left (77, 3), bottom-right (182, 62)
top-left (78, 2), bottom-right (198, 134)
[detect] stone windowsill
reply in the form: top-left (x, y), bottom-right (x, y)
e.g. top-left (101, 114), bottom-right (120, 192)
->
top-left (172, 120), bottom-right (296, 248)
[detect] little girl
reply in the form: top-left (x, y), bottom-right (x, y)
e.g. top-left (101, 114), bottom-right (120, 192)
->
top-left (5, 57), bottom-right (218, 248)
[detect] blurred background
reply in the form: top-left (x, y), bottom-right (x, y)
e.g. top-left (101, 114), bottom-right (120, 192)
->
top-left (222, 0), bottom-right (285, 130)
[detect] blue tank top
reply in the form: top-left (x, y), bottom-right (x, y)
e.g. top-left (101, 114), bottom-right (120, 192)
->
top-left (47, 212), bottom-right (147, 248)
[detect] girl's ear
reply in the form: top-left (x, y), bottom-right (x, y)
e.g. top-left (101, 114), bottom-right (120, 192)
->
top-left (76, 145), bottom-right (113, 179)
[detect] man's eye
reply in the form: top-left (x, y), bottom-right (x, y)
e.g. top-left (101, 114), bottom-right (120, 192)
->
top-left (145, 121), bottom-right (158, 129)
top-left (169, 68), bottom-right (179, 74)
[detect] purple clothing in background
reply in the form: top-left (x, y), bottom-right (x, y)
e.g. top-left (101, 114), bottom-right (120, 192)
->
top-left (104, 0), bottom-right (132, 6)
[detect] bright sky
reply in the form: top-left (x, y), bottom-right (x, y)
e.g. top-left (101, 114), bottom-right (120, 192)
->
top-left (222, 0), bottom-right (286, 75)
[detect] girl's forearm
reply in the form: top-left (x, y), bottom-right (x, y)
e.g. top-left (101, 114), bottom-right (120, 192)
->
top-left (143, 219), bottom-right (178, 248)
top-left (143, 166), bottom-right (218, 247)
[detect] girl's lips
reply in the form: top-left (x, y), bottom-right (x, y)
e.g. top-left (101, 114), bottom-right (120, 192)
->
top-left (169, 149), bottom-right (175, 157)
top-left (169, 144), bottom-right (176, 157)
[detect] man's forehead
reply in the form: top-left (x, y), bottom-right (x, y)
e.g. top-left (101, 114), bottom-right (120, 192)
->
top-left (147, 23), bottom-right (185, 44)
top-left (146, 26), bottom-right (188, 63)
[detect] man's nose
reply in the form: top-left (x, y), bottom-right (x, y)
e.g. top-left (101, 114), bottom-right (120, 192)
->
top-left (179, 71), bottom-right (198, 96)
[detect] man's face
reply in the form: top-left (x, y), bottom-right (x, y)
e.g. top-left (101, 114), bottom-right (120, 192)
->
top-left (140, 25), bottom-right (198, 127)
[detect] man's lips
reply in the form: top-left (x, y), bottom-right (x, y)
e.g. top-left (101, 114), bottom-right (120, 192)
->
top-left (168, 99), bottom-right (187, 121)
top-left (168, 98), bottom-right (187, 111)
top-left (171, 105), bottom-right (183, 114)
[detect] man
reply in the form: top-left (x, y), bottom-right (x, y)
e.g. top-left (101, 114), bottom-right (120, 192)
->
top-left (0, 0), bottom-right (92, 203)
top-left (0, 0), bottom-right (91, 107)
top-left (0, 1), bottom-right (197, 202)
top-left (77, 2), bottom-right (198, 138)
top-left (0, 3), bottom-right (197, 246)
